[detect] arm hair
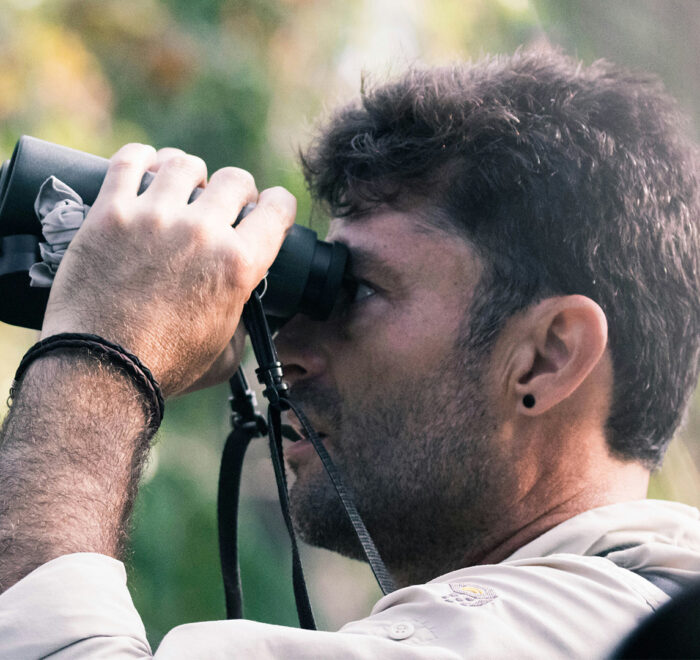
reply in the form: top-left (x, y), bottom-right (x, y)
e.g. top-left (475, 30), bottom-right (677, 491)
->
top-left (0, 351), bottom-right (152, 592)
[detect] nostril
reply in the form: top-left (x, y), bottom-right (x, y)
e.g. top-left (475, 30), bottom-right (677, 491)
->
top-left (282, 364), bottom-right (308, 383)
top-left (283, 361), bottom-right (323, 389)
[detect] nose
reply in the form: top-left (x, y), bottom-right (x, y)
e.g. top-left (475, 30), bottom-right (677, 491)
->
top-left (275, 314), bottom-right (328, 387)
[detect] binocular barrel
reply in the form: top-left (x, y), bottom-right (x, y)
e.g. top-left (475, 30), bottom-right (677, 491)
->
top-left (0, 136), bottom-right (348, 330)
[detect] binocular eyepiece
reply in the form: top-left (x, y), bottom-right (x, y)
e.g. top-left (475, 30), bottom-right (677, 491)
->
top-left (0, 136), bottom-right (348, 330)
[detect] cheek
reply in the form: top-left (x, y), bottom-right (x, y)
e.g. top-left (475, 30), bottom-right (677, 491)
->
top-left (334, 300), bottom-right (464, 386)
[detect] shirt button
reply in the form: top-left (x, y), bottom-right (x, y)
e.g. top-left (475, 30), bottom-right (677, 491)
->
top-left (389, 621), bottom-right (415, 640)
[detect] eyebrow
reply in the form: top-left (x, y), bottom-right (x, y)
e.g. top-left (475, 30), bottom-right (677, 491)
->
top-left (346, 247), bottom-right (403, 286)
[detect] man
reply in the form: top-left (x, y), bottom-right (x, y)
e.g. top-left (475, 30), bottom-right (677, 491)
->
top-left (0, 47), bottom-right (699, 658)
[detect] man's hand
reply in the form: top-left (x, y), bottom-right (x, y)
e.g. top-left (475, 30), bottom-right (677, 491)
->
top-left (0, 144), bottom-right (295, 592)
top-left (183, 325), bottom-right (247, 394)
top-left (41, 143), bottom-right (295, 396)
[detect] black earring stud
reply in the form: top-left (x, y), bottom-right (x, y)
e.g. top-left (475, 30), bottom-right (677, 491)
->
top-left (523, 394), bottom-right (536, 409)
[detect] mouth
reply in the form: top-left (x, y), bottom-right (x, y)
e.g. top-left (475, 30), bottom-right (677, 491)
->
top-left (281, 422), bottom-right (329, 466)
top-left (281, 424), bottom-right (303, 442)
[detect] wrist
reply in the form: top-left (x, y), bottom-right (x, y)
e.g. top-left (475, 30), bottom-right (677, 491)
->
top-left (10, 350), bottom-right (153, 447)
top-left (12, 334), bottom-right (164, 436)
top-left (0, 351), bottom-right (155, 575)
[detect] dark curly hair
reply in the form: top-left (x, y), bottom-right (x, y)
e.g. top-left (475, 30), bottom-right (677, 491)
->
top-left (301, 48), bottom-right (700, 469)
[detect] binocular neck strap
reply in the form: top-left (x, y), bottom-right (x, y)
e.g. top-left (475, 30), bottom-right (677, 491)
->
top-left (218, 292), bottom-right (395, 627)
top-left (267, 403), bottom-right (317, 629)
top-left (216, 396), bottom-right (257, 622)
top-left (282, 397), bottom-right (397, 595)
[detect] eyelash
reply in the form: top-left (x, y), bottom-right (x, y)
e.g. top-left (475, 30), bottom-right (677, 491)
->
top-left (351, 281), bottom-right (376, 303)
top-left (337, 278), bottom-right (377, 315)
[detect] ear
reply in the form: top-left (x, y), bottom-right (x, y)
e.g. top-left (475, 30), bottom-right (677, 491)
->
top-left (510, 295), bottom-right (608, 416)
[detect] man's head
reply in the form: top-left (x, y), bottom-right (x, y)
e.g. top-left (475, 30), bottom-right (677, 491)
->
top-left (301, 47), bottom-right (700, 469)
top-left (278, 47), bottom-right (700, 582)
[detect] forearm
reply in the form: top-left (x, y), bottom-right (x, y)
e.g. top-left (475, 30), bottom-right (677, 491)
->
top-left (0, 142), bottom-right (294, 596)
top-left (0, 351), bottom-right (152, 592)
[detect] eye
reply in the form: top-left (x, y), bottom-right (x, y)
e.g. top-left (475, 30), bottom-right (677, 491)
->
top-left (335, 277), bottom-right (378, 318)
top-left (351, 281), bottom-right (376, 303)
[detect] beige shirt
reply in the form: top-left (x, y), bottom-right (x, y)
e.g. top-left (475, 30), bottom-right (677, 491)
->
top-left (2, 499), bottom-right (700, 659)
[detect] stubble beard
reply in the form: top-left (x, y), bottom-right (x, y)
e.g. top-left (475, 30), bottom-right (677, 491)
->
top-left (287, 346), bottom-right (513, 586)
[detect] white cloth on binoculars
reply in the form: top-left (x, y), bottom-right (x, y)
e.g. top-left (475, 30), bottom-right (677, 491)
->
top-left (2, 499), bottom-right (700, 659)
top-left (29, 176), bottom-right (90, 288)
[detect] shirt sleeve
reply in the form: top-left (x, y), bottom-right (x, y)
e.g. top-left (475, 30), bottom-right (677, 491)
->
top-left (0, 554), bottom-right (459, 660)
top-left (0, 552), bottom-right (663, 659)
top-left (0, 553), bottom-right (152, 659)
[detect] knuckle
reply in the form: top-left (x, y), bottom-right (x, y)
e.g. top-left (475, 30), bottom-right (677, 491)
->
top-left (162, 154), bottom-right (207, 179)
top-left (110, 143), bottom-right (155, 168)
top-left (183, 217), bottom-right (211, 244)
top-left (105, 199), bottom-right (130, 224)
top-left (234, 247), bottom-right (255, 275)
top-left (229, 257), bottom-right (256, 291)
top-left (268, 185), bottom-right (294, 201)
top-left (156, 147), bottom-right (186, 160)
top-left (142, 205), bottom-right (171, 229)
top-left (168, 154), bottom-right (193, 170)
top-left (265, 198), bottom-right (295, 226)
top-left (131, 199), bottom-right (173, 229)
top-left (262, 187), bottom-right (296, 225)
top-left (91, 199), bottom-right (131, 230)
top-left (108, 157), bottom-right (135, 174)
top-left (220, 237), bottom-right (254, 285)
top-left (215, 167), bottom-right (257, 193)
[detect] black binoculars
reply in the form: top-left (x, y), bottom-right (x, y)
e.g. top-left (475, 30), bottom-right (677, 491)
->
top-left (0, 136), bottom-right (348, 330)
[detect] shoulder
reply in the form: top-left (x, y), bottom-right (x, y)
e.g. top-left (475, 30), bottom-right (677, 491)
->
top-left (157, 556), bottom-right (659, 659)
top-left (340, 553), bottom-right (666, 658)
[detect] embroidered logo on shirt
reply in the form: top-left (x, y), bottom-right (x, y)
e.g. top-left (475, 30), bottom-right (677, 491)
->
top-left (441, 583), bottom-right (498, 607)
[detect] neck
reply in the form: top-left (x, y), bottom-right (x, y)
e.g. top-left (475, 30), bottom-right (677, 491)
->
top-left (388, 455), bottom-right (649, 587)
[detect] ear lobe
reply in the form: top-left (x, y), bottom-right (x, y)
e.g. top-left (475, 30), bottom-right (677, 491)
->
top-left (513, 296), bottom-right (608, 415)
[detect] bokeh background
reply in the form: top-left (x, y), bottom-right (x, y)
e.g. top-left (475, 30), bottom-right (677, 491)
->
top-left (1, 0), bottom-right (699, 648)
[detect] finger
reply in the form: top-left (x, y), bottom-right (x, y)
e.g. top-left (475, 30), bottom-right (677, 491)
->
top-left (96, 143), bottom-right (157, 202)
top-left (141, 152), bottom-right (208, 205)
top-left (192, 166), bottom-right (258, 225)
top-left (149, 147), bottom-right (187, 173)
top-left (149, 149), bottom-right (207, 203)
top-left (234, 186), bottom-right (296, 281)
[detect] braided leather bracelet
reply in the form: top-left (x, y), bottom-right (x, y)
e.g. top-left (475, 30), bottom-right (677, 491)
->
top-left (10, 333), bottom-right (164, 435)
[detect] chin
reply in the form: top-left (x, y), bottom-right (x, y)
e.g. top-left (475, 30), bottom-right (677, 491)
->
top-left (289, 474), bottom-right (367, 561)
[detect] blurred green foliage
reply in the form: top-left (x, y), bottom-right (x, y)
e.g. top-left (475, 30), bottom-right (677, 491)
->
top-left (0, 0), bottom-right (698, 649)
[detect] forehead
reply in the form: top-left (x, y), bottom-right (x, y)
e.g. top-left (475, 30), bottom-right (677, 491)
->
top-left (327, 209), bottom-right (482, 296)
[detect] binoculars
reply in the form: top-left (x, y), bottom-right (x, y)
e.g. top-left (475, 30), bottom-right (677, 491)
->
top-left (0, 136), bottom-right (348, 330)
